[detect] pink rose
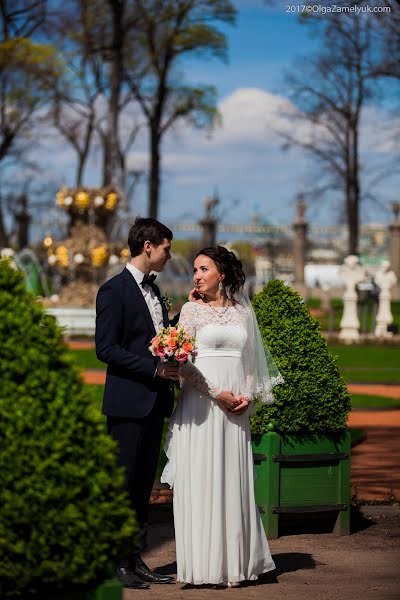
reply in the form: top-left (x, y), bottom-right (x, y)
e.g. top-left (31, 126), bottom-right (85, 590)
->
top-left (175, 351), bottom-right (189, 363)
top-left (156, 347), bottom-right (166, 357)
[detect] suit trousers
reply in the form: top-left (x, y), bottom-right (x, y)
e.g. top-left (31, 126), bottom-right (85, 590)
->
top-left (107, 395), bottom-right (165, 559)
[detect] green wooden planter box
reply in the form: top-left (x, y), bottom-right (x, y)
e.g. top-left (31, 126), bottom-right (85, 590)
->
top-left (29, 577), bottom-right (122, 600)
top-left (252, 430), bottom-right (351, 539)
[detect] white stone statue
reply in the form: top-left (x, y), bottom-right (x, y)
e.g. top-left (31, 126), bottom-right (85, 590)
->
top-left (339, 255), bottom-right (366, 342)
top-left (374, 260), bottom-right (397, 338)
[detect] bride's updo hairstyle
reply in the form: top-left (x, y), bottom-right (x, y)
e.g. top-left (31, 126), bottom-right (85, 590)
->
top-left (195, 246), bottom-right (245, 301)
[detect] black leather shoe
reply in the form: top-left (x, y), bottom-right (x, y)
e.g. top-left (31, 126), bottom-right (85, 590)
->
top-left (133, 556), bottom-right (174, 584)
top-left (115, 567), bottom-right (150, 589)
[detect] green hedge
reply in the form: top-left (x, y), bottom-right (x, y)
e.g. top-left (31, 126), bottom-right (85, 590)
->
top-left (0, 260), bottom-right (136, 598)
top-left (250, 280), bottom-right (350, 434)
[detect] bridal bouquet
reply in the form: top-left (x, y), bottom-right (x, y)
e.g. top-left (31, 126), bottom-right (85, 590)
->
top-left (149, 325), bottom-right (196, 364)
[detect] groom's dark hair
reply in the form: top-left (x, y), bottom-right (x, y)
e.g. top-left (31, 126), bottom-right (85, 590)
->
top-left (128, 217), bottom-right (173, 257)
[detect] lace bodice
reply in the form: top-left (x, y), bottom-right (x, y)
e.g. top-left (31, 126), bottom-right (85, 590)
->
top-left (178, 302), bottom-right (251, 400)
top-left (178, 301), bottom-right (247, 333)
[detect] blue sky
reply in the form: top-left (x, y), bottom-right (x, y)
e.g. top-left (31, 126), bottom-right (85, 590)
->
top-left (35, 0), bottom-right (399, 242)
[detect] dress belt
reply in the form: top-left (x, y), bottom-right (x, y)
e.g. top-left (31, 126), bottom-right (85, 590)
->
top-left (195, 349), bottom-right (242, 358)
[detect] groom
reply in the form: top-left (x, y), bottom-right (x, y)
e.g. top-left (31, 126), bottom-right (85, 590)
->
top-left (95, 217), bottom-right (179, 589)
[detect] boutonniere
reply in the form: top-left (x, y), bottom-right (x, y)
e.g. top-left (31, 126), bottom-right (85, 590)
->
top-left (161, 295), bottom-right (172, 311)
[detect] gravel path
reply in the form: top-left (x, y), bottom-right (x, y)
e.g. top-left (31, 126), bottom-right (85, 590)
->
top-left (123, 505), bottom-right (400, 600)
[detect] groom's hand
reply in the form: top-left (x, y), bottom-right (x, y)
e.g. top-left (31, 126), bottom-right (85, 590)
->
top-left (156, 363), bottom-right (180, 380)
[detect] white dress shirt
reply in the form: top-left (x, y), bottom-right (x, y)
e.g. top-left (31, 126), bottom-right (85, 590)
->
top-left (125, 262), bottom-right (164, 332)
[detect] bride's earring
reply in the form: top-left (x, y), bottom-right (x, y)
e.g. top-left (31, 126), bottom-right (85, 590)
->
top-left (218, 280), bottom-right (224, 292)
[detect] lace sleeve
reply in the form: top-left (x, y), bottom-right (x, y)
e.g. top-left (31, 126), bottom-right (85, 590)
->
top-left (177, 303), bottom-right (221, 399)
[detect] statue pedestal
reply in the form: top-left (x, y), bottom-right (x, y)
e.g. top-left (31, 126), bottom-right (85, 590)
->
top-left (375, 290), bottom-right (394, 338)
top-left (339, 292), bottom-right (360, 342)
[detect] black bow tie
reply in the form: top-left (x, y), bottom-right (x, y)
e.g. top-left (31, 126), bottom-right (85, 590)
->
top-left (141, 273), bottom-right (157, 288)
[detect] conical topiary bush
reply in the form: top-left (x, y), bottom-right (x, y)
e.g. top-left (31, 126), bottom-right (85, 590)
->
top-left (250, 280), bottom-right (350, 434)
top-left (0, 260), bottom-right (136, 598)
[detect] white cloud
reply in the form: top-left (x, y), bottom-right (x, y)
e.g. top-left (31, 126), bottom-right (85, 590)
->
top-left (23, 85), bottom-right (399, 232)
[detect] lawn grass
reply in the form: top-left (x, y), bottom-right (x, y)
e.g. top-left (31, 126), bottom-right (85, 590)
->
top-left (67, 349), bottom-right (103, 369)
top-left (328, 345), bottom-right (400, 369)
top-left (343, 370), bottom-right (400, 384)
top-left (328, 344), bottom-right (400, 384)
top-left (351, 394), bottom-right (400, 409)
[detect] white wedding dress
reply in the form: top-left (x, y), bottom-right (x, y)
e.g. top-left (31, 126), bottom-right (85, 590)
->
top-left (161, 302), bottom-right (275, 585)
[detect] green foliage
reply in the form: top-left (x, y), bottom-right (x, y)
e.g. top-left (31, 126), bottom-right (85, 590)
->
top-left (305, 297), bottom-right (321, 309)
top-left (0, 260), bottom-right (136, 598)
top-left (391, 300), bottom-right (400, 329)
top-left (0, 38), bottom-right (62, 111)
top-left (229, 241), bottom-right (255, 277)
top-left (250, 280), bottom-right (350, 434)
top-left (172, 239), bottom-right (200, 261)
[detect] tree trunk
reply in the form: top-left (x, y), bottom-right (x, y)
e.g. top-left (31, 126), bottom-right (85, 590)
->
top-left (102, 135), bottom-right (111, 187)
top-left (15, 194), bottom-right (30, 250)
top-left (347, 185), bottom-right (359, 256)
top-left (148, 125), bottom-right (160, 219)
top-left (347, 121), bottom-right (360, 255)
top-left (75, 112), bottom-right (94, 187)
top-left (0, 196), bottom-right (9, 247)
top-left (104, 1), bottom-right (124, 192)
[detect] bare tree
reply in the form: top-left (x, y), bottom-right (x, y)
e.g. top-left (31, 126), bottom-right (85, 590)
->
top-left (48, 0), bottom-right (143, 200)
top-left (125, 0), bottom-right (236, 219)
top-left (51, 66), bottom-right (98, 188)
top-left (0, 0), bottom-right (59, 245)
top-left (280, 12), bottom-right (393, 255)
top-left (344, 0), bottom-right (400, 80)
top-left (0, 2), bottom-right (58, 163)
top-left (0, 0), bottom-right (47, 39)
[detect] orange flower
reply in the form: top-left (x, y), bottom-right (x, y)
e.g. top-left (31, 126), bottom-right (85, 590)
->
top-left (167, 337), bottom-right (177, 349)
top-left (182, 342), bottom-right (193, 353)
top-left (170, 328), bottom-right (178, 337)
top-left (151, 336), bottom-right (161, 348)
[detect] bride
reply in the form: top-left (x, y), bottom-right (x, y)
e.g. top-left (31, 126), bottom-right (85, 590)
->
top-left (161, 246), bottom-right (283, 587)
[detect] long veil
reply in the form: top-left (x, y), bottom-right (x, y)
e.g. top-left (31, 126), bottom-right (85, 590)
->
top-left (236, 288), bottom-right (284, 404)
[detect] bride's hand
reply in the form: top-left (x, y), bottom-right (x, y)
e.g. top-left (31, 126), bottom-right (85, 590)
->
top-left (215, 390), bottom-right (238, 413)
top-left (230, 395), bottom-right (250, 415)
top-left (188, 287), bottom-right (202, 302)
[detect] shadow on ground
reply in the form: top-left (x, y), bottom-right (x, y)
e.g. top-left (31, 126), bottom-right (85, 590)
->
top-left (147, 501), bottom-right (377, 554)
top-left (350, 505), bottom-right (376, 533)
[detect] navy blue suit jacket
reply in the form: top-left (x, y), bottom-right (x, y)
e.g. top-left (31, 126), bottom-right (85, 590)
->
top-left (95, 267), bottom-right (174, 418)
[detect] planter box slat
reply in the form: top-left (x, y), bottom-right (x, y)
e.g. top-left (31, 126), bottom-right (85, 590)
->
top-left (272, 503), bottom-right (348, 514)
top-left (272, 452), bottom-right (348, 462)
